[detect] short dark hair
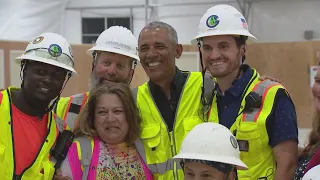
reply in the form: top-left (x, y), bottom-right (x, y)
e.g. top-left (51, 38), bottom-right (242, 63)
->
top-left (233, 35), bottom-right (247, 48)
top-left (139, 21), bottom-right (178, 45)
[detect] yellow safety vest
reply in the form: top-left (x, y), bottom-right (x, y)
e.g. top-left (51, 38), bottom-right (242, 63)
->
top-left (133, 72), bottom-right (214, 180)
top-left (0, 87), bottom-right (66, 180)
top-left (54, 92), bottom-right (89, 130)
top-left (208, 69), bottom-right (287, 180)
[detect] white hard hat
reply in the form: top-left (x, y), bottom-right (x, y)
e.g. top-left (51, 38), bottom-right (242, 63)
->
top-left (191, 4), bottom-right (256, 45)
top-left (15, 32), bottom-right (76, 76)
top-left (173, 122), bottom-right (247, 169)
top-left (87, 26), bottom-right (139, 62)
top-left (303, 165), bottom-right (320, 180)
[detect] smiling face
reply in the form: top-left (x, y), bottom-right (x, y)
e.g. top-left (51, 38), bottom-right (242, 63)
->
top-left (138, 27), bottom-right (182, 82)
top-left (201, 35), bottom-right (244, 78)
top-left (23, 61), bottom-right (67, 103)
top-left (94, 93), bottom-right (129, 145)
top-left (91, 51), bottom-right (133, 89)
top-left (313, 68), bottom-right (320, 112)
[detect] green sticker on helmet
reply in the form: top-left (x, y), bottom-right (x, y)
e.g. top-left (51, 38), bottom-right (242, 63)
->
top-left (206, 15), bottom-right (220, 28)
top-left (48, 44), bottom-right (62, 57)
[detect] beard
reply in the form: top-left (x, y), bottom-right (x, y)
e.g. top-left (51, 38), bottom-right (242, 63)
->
top-left (89, 71), bottom-right (130, 90)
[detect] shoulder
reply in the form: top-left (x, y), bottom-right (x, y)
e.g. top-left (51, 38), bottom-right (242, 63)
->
top-left (55, 92), bottom-right (88, 111)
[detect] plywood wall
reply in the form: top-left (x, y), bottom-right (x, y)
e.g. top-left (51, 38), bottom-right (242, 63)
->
top-left (0, 40), bottom-right (319, 128)
top-left (0, 41), bottom-right (149, 96)
top-left (246, 42), bottom-right (317, 128)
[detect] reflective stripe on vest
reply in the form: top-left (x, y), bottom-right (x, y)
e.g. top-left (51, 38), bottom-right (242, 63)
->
top-left (208, 71), bottom-right (285, 180)
top-left (241, 80), bottom-right (284, 122)
top-left (0, 91), bottom-right (3, 105)
top-left (134, 72), bottom-right (214, 179)
top-left (74, 136), bottom-right (93, 180)
top-left (63, 92), bottom-right (88, 130)
top-left (0, 87), bottom-right (60, 179)
top-left (54, 113), bottom-right (67, 133)
top-left (134, 139), bottom-right (181, 175)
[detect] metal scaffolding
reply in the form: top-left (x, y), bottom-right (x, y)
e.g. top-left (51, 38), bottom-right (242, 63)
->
top-left (65, 0), bottom-right (305, 26)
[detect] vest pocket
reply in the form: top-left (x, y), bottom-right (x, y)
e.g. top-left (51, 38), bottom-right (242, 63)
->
top-left (30, 161), bottom-right (55, 180)
top-left (236, 122), bottom-right (263, 166)
top-left (140, 124), bottom-right (170, 165)
top-left (176, 116), bottom-right (203, 145)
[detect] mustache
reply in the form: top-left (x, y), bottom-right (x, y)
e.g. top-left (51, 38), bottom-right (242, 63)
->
top-left (98, 78), bottom-right (120, 84)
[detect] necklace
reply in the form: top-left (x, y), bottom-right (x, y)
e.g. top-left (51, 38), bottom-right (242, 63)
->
top-left (106, 144), bottom-right (130, 180)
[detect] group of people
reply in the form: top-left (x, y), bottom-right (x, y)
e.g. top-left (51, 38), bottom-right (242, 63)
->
top-left (1, 4), bottom-right (320, 180)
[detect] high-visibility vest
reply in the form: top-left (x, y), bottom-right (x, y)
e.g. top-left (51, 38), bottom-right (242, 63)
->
top-left (132, 72), bottom-right (215, 180)
top-left (54, 92), bottom-right (89, 130)
top-left (0, 87), bottom-right (65, 180)
top-left (208, 69), bottom-right (289, 180)
top-left (69, 136), bottom-right (153, 180)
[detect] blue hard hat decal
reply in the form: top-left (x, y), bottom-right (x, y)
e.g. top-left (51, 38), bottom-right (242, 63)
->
top-left (48, 44), bottom-right (62, 57)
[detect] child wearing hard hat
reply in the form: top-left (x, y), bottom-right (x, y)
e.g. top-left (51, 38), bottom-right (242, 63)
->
top-left (302, 164), bottom-right (320, 180)
top-left (173, 122), bottom-right (247, 180)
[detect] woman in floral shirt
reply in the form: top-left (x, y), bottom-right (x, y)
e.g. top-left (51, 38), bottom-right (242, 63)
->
top-left (60, 83), bottom-right (153, 180)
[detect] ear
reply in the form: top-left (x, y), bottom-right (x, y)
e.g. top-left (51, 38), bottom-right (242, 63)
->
top-left (175, 44), bottom-right (183, 59)
top-left (228, 169), bottom-right (237, 180)
top-left (129, 69), bottom-right (134, 78)
top-left (242, 44), bottom-right (247, 56)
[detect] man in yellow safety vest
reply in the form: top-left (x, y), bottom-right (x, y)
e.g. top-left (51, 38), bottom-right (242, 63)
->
top-left (193, 4), bottom-right (298, 180)
top-left (0, 32), bottom-right (76, 179)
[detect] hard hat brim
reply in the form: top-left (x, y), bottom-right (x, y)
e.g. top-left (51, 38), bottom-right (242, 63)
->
top-left (87, 46), bottom-right (140, 62)
top-left (191, 30), bottom-right (257, 45)
top-left (15, 54), bottom-right (77, 76)
top-left (173, 152), bottom-right (248, 170)
top-left (302, 164), bottom-right (320, 180)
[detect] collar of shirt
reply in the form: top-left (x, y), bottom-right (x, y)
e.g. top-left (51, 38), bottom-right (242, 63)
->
top-left (216, 64), bottom-right (253, 98)
top-left (148, 66), bottom-right (185, 94)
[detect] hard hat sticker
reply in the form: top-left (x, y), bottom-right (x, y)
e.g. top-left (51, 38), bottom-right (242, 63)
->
top-left (241, 18), bottom-right (248, 29)
top-left (230, 135), bottom-right (238, 149)
top-left (206, 15), bottom-right (220, 28)
top-left (48, 44), bottom-right (62, 57)
top-left (32, 36), bottom-right (44, 44)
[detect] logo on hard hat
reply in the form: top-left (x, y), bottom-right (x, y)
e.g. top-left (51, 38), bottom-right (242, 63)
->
top-left (206, 15), bottom-right (220, 28)
top-left (230, 136), bottom-right (238, 149)
top-left (32, 36), bottom-right (44, 44)
top-left (48, 44), bottom-right (62, 57)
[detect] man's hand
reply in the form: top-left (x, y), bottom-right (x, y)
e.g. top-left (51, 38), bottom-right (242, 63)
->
top-left (53, 169), bottom-right (71, 180)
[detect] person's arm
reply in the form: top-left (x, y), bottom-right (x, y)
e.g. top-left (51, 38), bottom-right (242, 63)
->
top-left (267, 89), bottom-right (298, 180)
top-left (273, 140), bottom-right (298, 180)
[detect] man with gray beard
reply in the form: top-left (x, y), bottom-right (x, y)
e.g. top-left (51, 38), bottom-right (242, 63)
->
top-left (53, 26), bottom-right (139, 130)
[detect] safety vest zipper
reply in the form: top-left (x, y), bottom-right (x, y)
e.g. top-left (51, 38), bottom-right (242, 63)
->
top-left (147, 86), bottom-right (177, 179)
top-left (13, 174), bottom-right (21, 180)
top-left (10, 105), bottom-right (53, 179)
top-left (170, 73), bottom-right (191, 180)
